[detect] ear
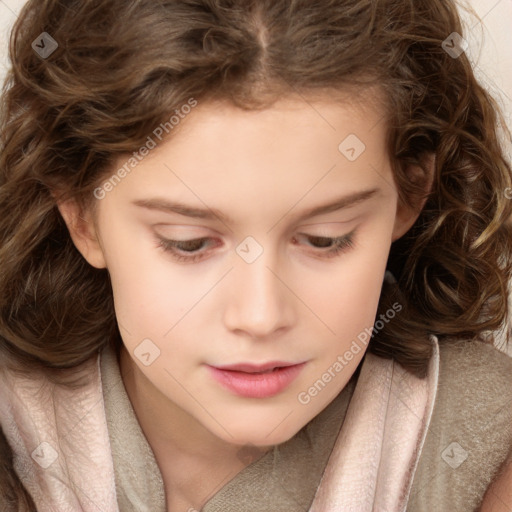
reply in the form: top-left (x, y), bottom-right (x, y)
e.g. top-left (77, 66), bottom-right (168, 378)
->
top-left (56, 198), bottom-right (107, 269)
top-left (391, 153), bottom-right (436, 242)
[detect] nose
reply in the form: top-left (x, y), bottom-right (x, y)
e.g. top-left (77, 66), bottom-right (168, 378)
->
top-left (222, 245), bottom-right (295, 340)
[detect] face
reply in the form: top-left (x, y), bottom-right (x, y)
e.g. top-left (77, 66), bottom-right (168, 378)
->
top-left (60, 94), bottom-right (419, 448)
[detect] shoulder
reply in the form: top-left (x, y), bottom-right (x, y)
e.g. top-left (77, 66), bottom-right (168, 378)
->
top-left (435, 340), bottom-right (512, 415)
top-left (437, 338), bottom-right (512, 384)
top-left (432, 340), bottom-right (512, 461)
top-left (407, 340), bottom-right (512, 512)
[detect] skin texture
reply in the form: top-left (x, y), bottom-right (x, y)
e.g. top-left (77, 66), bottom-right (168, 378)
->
top-left (57, 95), bottom-right (431, 511)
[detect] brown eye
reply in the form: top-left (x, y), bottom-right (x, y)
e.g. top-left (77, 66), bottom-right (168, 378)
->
top-left (307, 236), bottom-right (336, 249)
top-left (294, 230), bottom-right (356, 258)
top-left (156, 237), bottom-right (216, 263)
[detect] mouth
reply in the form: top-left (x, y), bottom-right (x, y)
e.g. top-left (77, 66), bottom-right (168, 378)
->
top-left (206, 361), bottom-right (307, 398)
top-left (213, 361), bottom-right (301, 373)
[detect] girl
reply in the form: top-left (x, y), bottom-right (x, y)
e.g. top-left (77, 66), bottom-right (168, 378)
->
top-left (1, 0), bottom-right (511, 511)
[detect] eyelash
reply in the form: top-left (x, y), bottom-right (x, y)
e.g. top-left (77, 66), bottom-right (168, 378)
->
top-left (156, 230), bottom-right (356, 263)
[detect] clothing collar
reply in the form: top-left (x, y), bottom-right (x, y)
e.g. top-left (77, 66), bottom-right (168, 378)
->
top-left (0, 336), bottom-right (439, 511)
top-left (309, 335), bottom-right (439, 511)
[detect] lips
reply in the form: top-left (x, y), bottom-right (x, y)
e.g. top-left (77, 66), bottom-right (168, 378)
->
top-left (213, 361), bottom-right (299, 373)
top-left (207, 361), bottom-right (307, 398)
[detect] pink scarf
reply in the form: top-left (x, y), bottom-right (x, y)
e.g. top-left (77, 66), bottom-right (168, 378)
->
top-left (0, 336), bottom-right (439, 511)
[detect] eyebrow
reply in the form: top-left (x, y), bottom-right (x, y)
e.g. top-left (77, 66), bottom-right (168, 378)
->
top-left (131, 187), bottom-right (380, 226)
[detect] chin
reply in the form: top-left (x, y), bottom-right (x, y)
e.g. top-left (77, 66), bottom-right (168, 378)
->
top-left (211, 417), bottom-right (307, 449)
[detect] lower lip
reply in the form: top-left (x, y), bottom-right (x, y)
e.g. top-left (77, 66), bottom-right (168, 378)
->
top-left (207, 363), bottom-right (306, 398)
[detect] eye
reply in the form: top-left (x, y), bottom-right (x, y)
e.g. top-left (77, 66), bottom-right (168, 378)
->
top-left (292, 231), bottom-right (356, 258)
top-left (156, 237), bottom-right (214, 263)
top-left (155, 229), bottom-right (357, 263)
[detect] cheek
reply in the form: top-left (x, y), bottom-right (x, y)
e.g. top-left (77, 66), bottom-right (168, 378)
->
top-left (101, 227), bottom-right (203, 340)
top-left (296, 224), bottom-right (393, 339)
top-left (102, 204), bottom-right (394, 350)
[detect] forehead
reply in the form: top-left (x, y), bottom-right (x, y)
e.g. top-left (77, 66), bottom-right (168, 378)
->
top-left (94, 91), bottom-right (393, 227)
top-left (130, 91), bottom-right (389, 172)
top-left (173, 89), bottom-right (387, 139)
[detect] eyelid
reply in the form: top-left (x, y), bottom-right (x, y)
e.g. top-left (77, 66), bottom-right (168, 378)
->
top-left (154, 226), bottom-right (359, 264)
top-left (152, 218), bottom-right (359, 238)
top-left (299, 218), bottom-right (359, 228)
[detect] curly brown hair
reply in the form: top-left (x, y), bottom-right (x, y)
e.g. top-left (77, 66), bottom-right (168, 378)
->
top-left (1, 0), bottom-right (512, 508)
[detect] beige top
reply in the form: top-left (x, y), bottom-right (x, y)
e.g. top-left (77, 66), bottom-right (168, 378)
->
top-left (100, 339), bottom-right (512, 512)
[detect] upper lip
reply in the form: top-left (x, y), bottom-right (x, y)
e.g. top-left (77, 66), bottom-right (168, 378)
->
top-left (211, 361), bottom-right (303, 373)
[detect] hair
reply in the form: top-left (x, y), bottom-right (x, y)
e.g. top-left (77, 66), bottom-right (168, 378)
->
top-left (1, 0), bottom-right (512, 506)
